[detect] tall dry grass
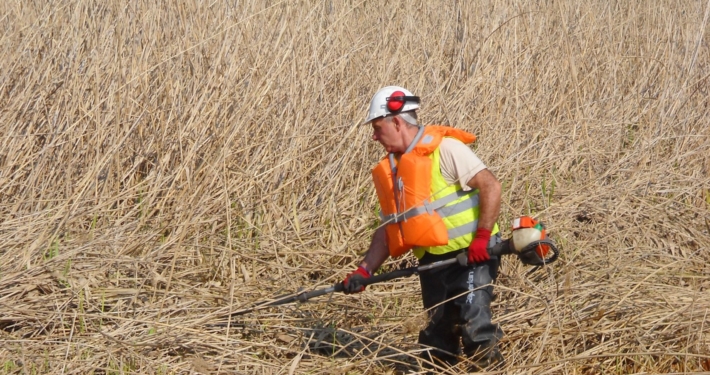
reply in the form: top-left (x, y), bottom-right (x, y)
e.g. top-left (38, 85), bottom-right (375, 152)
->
top-left (1, 0), bottom-right (709, 374)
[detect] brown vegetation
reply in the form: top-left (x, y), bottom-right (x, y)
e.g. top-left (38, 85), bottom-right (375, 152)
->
top-left (1, 1), bottom-right (708, 373)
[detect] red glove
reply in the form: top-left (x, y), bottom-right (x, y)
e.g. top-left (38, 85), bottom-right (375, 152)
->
top-left (342, 266), bottom-right (371, 294)
top-left (468, 228), bottom-right (492, 264)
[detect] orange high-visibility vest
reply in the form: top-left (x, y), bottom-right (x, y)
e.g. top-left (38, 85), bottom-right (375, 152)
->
top-left (371, 125), bottom-right (478, 257)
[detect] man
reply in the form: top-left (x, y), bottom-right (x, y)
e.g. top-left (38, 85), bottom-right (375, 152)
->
top-left (342, 86), bottom-right (504, 370)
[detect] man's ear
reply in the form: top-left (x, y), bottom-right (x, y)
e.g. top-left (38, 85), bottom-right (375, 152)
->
top-left (391, 115), bottom-right (402, 131)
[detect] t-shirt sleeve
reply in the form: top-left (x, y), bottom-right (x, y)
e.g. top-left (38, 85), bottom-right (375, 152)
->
top-left (438, 137), bottom-right (486, 191)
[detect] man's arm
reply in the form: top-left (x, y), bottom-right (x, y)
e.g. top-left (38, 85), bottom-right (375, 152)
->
top-left (466, 169), bottom-right (502, 230)
top-left (358, 226), bottom-right (390, 274)
top-left (342, 226), bottom-right (389, 294)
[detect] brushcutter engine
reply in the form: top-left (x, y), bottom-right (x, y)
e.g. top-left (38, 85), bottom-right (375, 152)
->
top-left (511, 216), bottom-right (559, 266)
top-left (456, 216), bottom-right (561, 266)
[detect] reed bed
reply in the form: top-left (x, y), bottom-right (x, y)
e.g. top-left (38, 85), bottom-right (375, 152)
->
top-left (0, 0), bottom-right (708, 374)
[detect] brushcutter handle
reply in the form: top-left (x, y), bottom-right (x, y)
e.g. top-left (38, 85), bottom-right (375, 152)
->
top-left (489, 239), bottom-right (515, 256)
top-left (360, 268), bottom-right (419, 287)
top-left (455, 239), bottom-right (515, 265)
top-left (336, 240), bottom-right (516, 291)
top-left (333, 267), bottom-right (417, 293)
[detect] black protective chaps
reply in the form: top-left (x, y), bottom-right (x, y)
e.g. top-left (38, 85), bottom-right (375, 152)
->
top-left (417, 236), bottom-right (504, 367)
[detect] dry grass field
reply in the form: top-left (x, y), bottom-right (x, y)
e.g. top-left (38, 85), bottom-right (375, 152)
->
top-left (1, 0), bottom-right (709, 374)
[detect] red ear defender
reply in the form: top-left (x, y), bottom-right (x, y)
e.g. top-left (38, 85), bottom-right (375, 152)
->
top-left (386, 91), bottom-right (406, 112)
top-left (385, 91), bottom-right (420, 114)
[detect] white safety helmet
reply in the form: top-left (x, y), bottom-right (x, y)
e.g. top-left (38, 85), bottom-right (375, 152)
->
top-left (363, 86), bottom-right (421, 124)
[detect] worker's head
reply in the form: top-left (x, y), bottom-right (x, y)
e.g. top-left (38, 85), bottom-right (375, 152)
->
top-left (364, 86), bottom-right (421, 153)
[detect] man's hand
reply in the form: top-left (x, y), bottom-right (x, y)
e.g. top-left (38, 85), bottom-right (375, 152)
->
top-left (468, 227), bottom-right (492, 264)
top-left (342, 266), bottom-right (371, 294)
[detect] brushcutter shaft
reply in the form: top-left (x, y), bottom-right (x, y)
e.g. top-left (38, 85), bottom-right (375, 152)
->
top-left (355, 239), bottom-right (513, 287)
top-left (273, 240), bottom-right (513, 302)
top-left (222, 239), bottom-right (521, 319)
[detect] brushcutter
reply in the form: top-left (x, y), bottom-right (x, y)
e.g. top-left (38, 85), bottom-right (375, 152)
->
top-left (221, 235), bottom-right (558, 319)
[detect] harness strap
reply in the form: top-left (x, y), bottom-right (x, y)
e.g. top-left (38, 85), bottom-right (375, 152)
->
top-left (380, 189), bottom-right (478, 224)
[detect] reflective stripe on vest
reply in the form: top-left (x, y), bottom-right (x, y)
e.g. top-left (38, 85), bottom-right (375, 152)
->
top-left (412, 146), bottom-right (499, 259)
top-left (379, 189), bottom-right (477, 224)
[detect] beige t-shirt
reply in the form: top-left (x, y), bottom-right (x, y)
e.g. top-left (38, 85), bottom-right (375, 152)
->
top-left (438, 137), bottom-right (486, 191)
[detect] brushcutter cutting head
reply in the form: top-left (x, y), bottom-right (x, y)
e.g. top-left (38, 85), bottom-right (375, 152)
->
top-left (516, 238), bottom-right (559, 266)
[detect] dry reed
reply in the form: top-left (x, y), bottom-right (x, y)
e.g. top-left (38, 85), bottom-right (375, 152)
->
top-left (0, 0), bottom-right (709, 374)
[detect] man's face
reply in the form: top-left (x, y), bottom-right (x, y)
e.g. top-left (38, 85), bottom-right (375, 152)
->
top-left (371, 117), bottom-right (401, 153)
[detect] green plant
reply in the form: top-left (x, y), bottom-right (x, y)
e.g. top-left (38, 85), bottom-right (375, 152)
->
top-left (44, 239), bottom-right (59, 260)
